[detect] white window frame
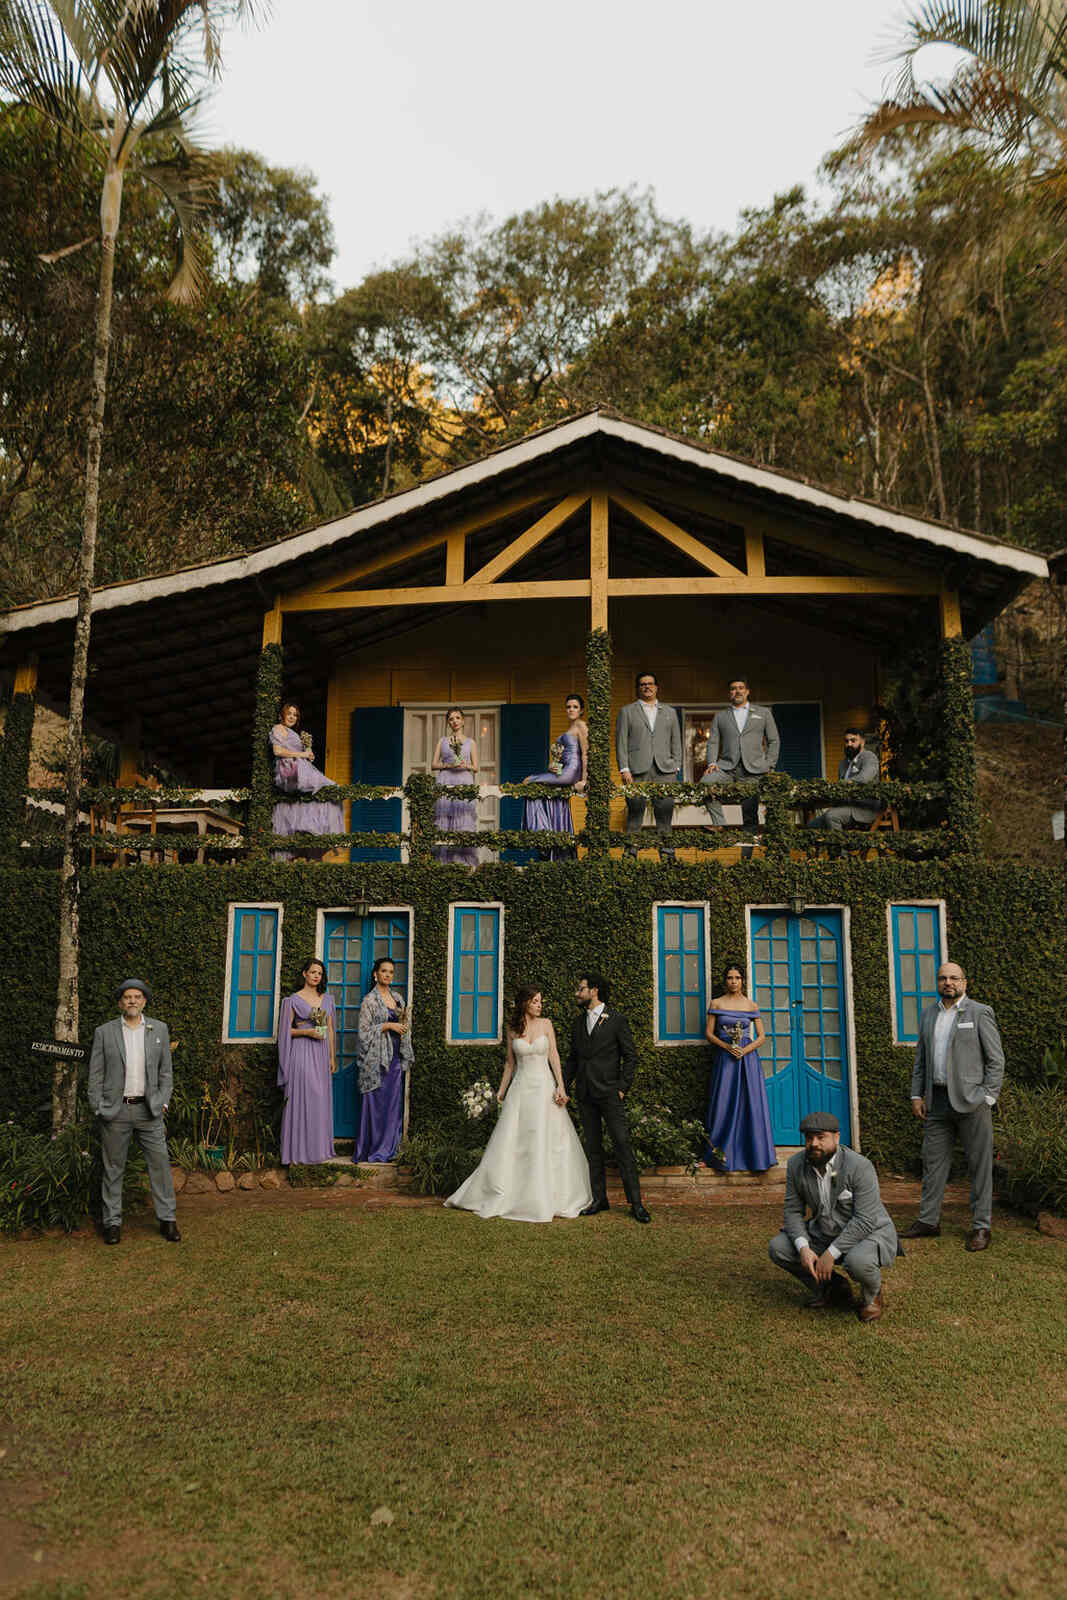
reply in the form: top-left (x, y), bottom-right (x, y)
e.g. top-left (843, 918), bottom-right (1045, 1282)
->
top-left (222, 901), bottom-right (285, 1044)
top-left (886, 899), bottom-right (948, 1046)
top-left (651, 900), bottom-right (712, 1046)
top-left (446, 901), bottom-right (505, 1045)
top-left (744, 902), bottom-right (860, 1150)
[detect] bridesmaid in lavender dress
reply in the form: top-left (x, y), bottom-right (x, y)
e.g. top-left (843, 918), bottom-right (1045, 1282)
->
top-left (431, 707), bottom-right (479, 866)
top-left (270, 701), bottom-right (344, 853)
top-left (703, 963), bottom-right (777, 1173)
top-left (522, 694), bottom-right (588, 858)
top-left (354, 957), bottom-right (413, 1162)
top-left (278, 958), bottom-right (337, 1165)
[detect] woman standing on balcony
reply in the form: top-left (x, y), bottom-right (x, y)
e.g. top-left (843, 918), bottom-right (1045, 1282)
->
top-left (703, 963), bottom-right (776, 1173)
top-left (431, 707), bottom-right (479, 866)
top-left (269, 702), bottom-right (344, 851)
top-left (278, 958), bottom-right (337, 1165)
top-left (521, 693), bottom-right (587, 858)
top-left (354, 957), bottom-right (413, 1162)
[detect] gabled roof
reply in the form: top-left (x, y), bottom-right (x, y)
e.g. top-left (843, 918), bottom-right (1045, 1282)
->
top-left (0, 408), bottom-right (1047, 636)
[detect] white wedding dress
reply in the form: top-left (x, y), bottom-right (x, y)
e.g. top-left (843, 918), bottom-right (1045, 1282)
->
top-left (445, 1034), bottom-right (593, 1222)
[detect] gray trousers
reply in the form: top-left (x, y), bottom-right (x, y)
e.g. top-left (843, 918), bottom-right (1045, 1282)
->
top-left (624, 772), bottom-right (675, 847)
top-left (918, 1086), bottom-right (994, 1231)
top-left (808, 806), bottom-right (878, 831)
top-left (99, 1102), bottom-right (176, 1226)
top-left (701, 768), bottom-right (760, 828)
top-left (769, 1228), bottom-right (885, 1306)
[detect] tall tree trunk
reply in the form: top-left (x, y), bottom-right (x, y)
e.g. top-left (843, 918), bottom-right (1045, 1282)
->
top-left (52, 166), bottom-right (123, 1130)
top-left (919, 345), bottom-right (948, 522)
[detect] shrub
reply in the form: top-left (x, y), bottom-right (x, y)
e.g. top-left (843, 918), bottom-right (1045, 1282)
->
top-left (401, 1110), bottom-right (492, 1197)
top-left (617, 1102), bottom-right (706, 1172)
top-left (995, 1080), bottom-right (1067, 1217)
top-left (0, 1120), bottom-right (145, 1233)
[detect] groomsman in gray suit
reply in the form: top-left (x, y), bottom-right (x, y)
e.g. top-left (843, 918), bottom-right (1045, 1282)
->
top-left (616, 670), bottom-right (682, 859)
top-left (807, 728), bottom-right (882, 830)
top-left (901, 961), bottom-right (1004, 1252)
top-left (88, 978), bottom-right (180, 1245)
top-left (700, 677), bottom-right (780, 834)
top-left (769, 1112), bottom-right (898, 1322)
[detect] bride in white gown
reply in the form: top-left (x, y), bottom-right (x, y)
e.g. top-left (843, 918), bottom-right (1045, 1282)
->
top-left (445, 986), bottom-right (592, 1222)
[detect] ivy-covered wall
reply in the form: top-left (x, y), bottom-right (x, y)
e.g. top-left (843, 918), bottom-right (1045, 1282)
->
top-left (1, 854), bottom-right (1061, 1171)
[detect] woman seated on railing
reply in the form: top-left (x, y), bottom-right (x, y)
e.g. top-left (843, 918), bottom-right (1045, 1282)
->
top-left (522, 693), bottom-right (587, 859)
top-left (270, 701), bottom-right (344, 852)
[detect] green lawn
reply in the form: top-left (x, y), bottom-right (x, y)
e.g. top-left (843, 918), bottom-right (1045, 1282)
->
top-left (1, 1198), bottom-right (1065, 1600)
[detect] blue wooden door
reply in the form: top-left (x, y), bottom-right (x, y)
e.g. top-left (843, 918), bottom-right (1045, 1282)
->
top-left (325, 911), bottom-right (411, 1140)
top-left (751, 911), bottom-right (850, 1145)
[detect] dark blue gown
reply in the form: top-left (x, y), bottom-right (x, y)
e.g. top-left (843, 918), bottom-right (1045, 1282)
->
top-left (704, 1008), bottom-right (777, 1172)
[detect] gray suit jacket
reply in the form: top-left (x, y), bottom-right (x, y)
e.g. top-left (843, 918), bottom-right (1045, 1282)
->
top-left (910, 997), bottom-right (1005, 1114)
top-left (835, 747), bottom-right (881, 823)
top-left (783, 1145), bottom-right (898, 1263)
top-left (705, 703), bottom-right (780, 775)
top-left (87, 1015), bottom-right (173, 1121)
top-left (616, 700), bottom-right (681, 777)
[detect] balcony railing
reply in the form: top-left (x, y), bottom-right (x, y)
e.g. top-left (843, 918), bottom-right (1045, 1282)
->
top-left (17, 770), bottom-right (955, 864)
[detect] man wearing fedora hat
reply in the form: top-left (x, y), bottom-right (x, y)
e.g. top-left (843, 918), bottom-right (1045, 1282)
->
top-left (768, 1112), bottom-right (897, 1322)
top-left (88, 978), bottom-right (180, 1245)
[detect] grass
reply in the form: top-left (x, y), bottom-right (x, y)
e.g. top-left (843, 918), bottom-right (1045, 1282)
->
top-left (1, 1197), bottom-right (1065, 1600)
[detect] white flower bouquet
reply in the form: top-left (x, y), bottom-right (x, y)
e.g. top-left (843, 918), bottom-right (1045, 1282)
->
top-left (461, 1079), bottom-right (495, 1120)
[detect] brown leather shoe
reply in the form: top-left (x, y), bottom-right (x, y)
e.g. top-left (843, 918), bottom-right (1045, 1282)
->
top-left (900, 1220), bottom-right (941, 1238)
top-left (965, 1228), bottom-right (991, 1252)
top-left (857, 1289), bottom-right (885, 1322)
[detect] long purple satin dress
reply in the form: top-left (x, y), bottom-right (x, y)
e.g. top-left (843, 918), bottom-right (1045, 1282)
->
top-left (434, 737), bottom-right (478, 865)
top-left (522, 729), bottom-right (582, 858)
top-left (271, 725), bottom-right (344, 849)
top-left (278, 992), bottom-right (336, 1165)
top-left (704, 1008), bottom-right (777, 1172)
top-left (354, 1007), bottom-right (405, 1162)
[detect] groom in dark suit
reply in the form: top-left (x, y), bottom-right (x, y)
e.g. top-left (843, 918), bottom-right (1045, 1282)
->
top-left (565, 972), bottom-right (651, 1223)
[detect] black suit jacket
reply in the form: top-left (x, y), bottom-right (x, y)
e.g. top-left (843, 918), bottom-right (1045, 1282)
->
top-left (565, 1009), bottom-right (637, 1101)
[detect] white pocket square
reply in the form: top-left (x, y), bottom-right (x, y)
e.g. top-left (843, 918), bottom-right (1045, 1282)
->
top-left (958, 1022), bottom-right (975, 1029)
top-left (839, 1188), bottom-right (853, 1202)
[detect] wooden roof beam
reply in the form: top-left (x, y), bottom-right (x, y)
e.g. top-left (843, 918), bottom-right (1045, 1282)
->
top-left (609, 488), bottom-right (745, 577)
top-left (465, 492), bottom-right (590, 586)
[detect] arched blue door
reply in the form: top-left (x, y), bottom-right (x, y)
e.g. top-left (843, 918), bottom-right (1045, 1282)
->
top-left (324, 912), bottom-right (411, 1141)
top-left (750, 911), bottom-right (851, 1145)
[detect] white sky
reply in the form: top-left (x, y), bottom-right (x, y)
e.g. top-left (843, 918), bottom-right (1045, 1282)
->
top-left (207, 0), bottom-right (937, 293)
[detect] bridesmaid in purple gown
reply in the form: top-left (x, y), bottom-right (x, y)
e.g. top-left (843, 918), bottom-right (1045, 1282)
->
top-left (270, 701), bottom-right (344, 852)
top-left (704, 963), bottom-right (777, 1173)
top-left (354, 957), bottom-right (413, 1162)
top-left (278, 958), bottom-right (336, 1165)
top-left (522, 694), bottom-right (588, 858)
top-left (431, 707), bottom-right (479, 866)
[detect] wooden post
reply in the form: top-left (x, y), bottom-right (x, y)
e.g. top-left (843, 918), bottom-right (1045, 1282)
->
top-left (939, 588), bottom-right (962, 639)
top-left (590, 492), bottom-right (609, 633)
top-left (262, 598), bottom-right (283, 648)
top-left (248, 626), bottom-right (285, 860)
top-left (0, 658), bottom-right (38, 867)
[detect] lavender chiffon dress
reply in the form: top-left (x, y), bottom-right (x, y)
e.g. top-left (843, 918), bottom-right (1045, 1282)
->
top-left (434, 737), bottom-right (478, 866)
top-left (278, 993), bottom-right (336, 1165)
top-left (271, 725), bottom-right (344, 851)
top-left (522, 729), bottom-right (582, 858)
top-left (704, 1008), bottom-right (777, 1172)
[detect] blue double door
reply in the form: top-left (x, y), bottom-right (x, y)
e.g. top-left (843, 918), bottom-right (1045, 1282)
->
top-left (751, 910), bottom-right (852, 1146)
top-left (324, 912), bottom-right (411, 1140)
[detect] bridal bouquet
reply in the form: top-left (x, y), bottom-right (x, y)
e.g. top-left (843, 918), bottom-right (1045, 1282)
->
top-left (448, 730), bottom-right (466, 762)
top-left (548, 738), bottom-right (565, 776)
top-left (300, 730), bottom-right (313, 753)
top-left (461, 1079), bottom-right (495, 1120)
top-left (310, 1006), bottom-right (328, 1039)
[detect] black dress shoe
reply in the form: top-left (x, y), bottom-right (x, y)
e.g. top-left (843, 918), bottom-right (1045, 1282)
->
top-left (965, 1227), bottom-right (991, 1252)
top-left (102, 1225), bottom-right (121, 1245)
top-left (159, 1220), bottom-right (182, 1242)
top-left (900, 1220), bottom-right (941, 1238)
top-left (579, 1199), bottom-right (610, 1216)
top-left (630, 1204), bottom-right (652, 1224)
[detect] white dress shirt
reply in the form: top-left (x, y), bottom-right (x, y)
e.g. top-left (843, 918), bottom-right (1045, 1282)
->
top-left (932, 998), bottom-right (963, 1085)
top-left (640, 701), bottom-right (659, 732)
top-left (586, 1002), bottom-right (605, 1035)
top-left (122, 1017), bottom-right (146, 1098)
top-left (731, 704), bottom-right (751, 734)
top-left (795, 1151), bottom-right (844, 1258)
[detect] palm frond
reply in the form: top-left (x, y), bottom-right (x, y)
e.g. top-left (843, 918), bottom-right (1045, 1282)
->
top-left (141, 146), bottom-right (216, 303)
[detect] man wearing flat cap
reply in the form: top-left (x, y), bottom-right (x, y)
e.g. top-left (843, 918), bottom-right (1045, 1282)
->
top-left (88, 979), bottom-right (180, 1245)
top-left (768, 1112), bottom-right (897, 1322)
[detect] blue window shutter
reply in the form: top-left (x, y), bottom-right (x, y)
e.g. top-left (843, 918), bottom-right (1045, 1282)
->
top-left (350, 707), bottom-right (403, 862)
top-left (499, 703), bottom-right (551, 864)
top-left (228, 907), bottom-right (279, 1040)
top-left (770, 702), bottom-right (823, 780)
top-left (450, 906), bottom-right (501, 1040)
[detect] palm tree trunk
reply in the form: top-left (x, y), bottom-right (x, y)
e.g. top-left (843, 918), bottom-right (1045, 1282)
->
top-left (52, 166), bottom-right (123, 1130)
